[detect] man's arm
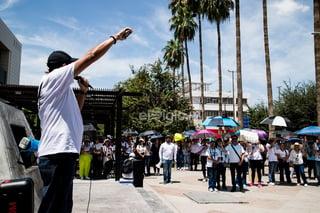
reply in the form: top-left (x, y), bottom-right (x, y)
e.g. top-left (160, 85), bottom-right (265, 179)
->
top-left (76, 76), bottom-right (89, 110)
top-left (74, 27), bottom-right (132, 77)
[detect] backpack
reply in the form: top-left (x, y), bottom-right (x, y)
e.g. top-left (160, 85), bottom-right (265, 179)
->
top-left (122, 159), bottom-right (133, 174)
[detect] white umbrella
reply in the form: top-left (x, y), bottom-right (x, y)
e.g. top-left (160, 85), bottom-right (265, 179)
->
top-left (260, 116), bottom-right (292, 127)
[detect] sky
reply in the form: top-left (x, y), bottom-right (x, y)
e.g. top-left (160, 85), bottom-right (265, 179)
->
top-left (0, 0), bottom-right (315, 106)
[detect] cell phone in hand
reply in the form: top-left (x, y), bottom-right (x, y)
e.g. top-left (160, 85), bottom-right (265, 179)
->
top-left (123, 29), bottom-right (132, 39)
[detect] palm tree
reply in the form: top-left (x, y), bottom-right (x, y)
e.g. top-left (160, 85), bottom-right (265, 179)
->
top-left (162, 39), bottom-right (184, 90)
top-left (170, 5), bottom-right (198, 106)
top-left (314, 0), bottom-right (320, 125)
top-left (263, 0), bottom-right (274, 134)
top-left (202, 0), bottom-right (234, 117)
top-left (169, 0), bottom-right (187, 98)
top-left (235, 0), bottom-right (243, 127)
top-left (185, 0), bottom-right (206, 121)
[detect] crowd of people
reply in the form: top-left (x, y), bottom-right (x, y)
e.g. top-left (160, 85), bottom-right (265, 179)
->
top-left (77, 132), bottom-right (320, 193)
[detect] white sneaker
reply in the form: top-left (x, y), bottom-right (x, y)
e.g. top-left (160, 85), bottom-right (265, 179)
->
top-left (214, 188), bottom-right (219, 192)
top-left (203, 178), bottom-right (207, 182)
top-left (156, 162), bottom-right (162, 169)
top-left (209, 188), bottom-right (213, 192)
top-left (297, 183), bottom-right (301, 186)
top-left (304, 183), bottom-right (308, 187)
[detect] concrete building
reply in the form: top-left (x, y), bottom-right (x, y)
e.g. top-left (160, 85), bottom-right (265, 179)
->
top-left (0, 18), bottom-right (21, 84)
top-left (188, 82), bottom-right (250, 127)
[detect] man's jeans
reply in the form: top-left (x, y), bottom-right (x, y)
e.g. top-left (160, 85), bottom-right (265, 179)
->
top-left (268, 161), bottom-right (278, 183)
top-left (207, 166), bottom-right (218, 189)
top-left (162, 159), bottom-right (173, 183)
top-left (38, 153), bottom-right (78, 213)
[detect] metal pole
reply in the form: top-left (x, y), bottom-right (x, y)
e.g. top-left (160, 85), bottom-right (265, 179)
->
top-left (228, 70), bottom-right (236, 119)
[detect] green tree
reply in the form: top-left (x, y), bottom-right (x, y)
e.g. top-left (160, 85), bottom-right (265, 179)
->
top-left (116, 60), bottom-right (194, 135)
top-left (162, 39), bottom-right (184, 91)
top-left (274, 81), bottom-right (317, 130)
top-left (247, 102), bottom-right (268, 131)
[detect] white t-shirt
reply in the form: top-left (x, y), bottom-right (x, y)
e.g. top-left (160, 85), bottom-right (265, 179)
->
top-left (276, 149), bottom-right (289, 162)
top-left (159, 142), bottom-right (177, 161)
top-left (206, 147), bottom-right (221, 167)
top-left (249, 144), bottom-right (264, 160)
top-left (38, 63), bottom-right (83, 157)
top-left (266, 144), bottom-right (278, 162)
top-left (225, 143), bottom-right (245, 163)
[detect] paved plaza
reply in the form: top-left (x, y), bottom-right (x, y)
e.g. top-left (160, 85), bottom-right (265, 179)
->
top-left (73, 167), bottom-right (319, 213)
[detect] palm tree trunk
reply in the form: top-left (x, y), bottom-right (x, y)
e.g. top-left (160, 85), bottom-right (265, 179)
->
top-left (314, 0), bottom-right (320, 125)
top-left (185, 40), bottom-right (193, 106)
top-left (217, 21), bottom-right (223, 116)
top-left (235, 0), bottom-right (243, 127)
top-left (263, 0), bottom-right (274, 134)
top-left (198, 13), bottom-right (205, 121)
top-left (181, 42), bottom-right (185, 98)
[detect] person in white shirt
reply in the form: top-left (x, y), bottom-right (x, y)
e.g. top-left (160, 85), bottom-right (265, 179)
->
top-left (289, 142), bottom-right (308, 186)
top-left (102, 138), bottom-right (114, 178)
top-left (206, 141), bottom-right (221, 192)
top-left (190, 139), bottom-right (201, 171)
top-left (216, 138), bottom-right (228, 190)
top-left (276, 141), bottom-right (292, 184)
top-left (266, 138), bottom-right (278, 185)
top-left (225, 135), bottom-right (245, 192)
top-left (159, 135), bottom-right (177, 184)
top-left (200, 139), bottom-right (209, 181)
top-left (37, 27), bottom-right (132, 213)
top-left (248, 138), bottom-right (265, 187)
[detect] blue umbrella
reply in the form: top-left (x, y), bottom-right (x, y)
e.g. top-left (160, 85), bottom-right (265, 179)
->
top-left (201, 116), bottom-right (240, 127)
top-left (295, 126), bottom-right (320, 136)
top-left (285, 137), bottom-right (302, 144)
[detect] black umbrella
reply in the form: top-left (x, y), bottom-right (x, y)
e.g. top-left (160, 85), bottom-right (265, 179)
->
top-left (138, 130), bottom-right (160, 137)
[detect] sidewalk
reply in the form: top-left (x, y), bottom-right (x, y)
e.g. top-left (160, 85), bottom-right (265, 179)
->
top-left (73, 168), bottom-right (319, 213)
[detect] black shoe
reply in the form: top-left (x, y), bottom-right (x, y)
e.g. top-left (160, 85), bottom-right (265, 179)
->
top-left (240, 188), bottom-right (245, 193)
top-left (231, 187), bottom-right (236, 192)
top-left (216, 186), bottom-right (221, 190)
top-left (222, 185), bottom-right (227, 190)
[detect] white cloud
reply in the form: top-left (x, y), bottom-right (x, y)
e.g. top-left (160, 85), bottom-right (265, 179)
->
top-left (271, 0), bottom-right (310, 16)
top-left (47, 17), bottom-right (80, 31)
top-left (0, 0), bottom-right (19, 11)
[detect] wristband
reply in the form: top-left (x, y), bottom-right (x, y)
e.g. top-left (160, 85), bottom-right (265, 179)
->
top-left (110, 36), bottom-right (117, 44)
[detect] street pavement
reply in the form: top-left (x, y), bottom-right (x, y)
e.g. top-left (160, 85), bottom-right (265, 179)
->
top-left (73, 167), bottom-right (319, 213)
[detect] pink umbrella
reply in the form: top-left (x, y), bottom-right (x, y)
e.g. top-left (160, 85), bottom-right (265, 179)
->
top-left (191, 129), bottom-right (218, 139)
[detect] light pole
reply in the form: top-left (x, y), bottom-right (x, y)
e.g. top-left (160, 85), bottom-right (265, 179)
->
top-left (228, 70), bottom-right (236, 119)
